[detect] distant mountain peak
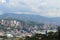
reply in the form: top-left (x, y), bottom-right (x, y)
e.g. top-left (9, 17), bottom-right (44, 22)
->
top-left (0, 13), bottom-right (60, 24)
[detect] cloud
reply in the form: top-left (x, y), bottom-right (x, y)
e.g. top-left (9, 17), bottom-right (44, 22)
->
top-left (42, 8), bottom-right (60, 17)
top-left (0, 0), bottom-right (60, 17)
top-left (0, 0), bottom-right (6, 4)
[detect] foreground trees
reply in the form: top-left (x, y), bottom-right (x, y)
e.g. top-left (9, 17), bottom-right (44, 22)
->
top-left (24, 31), bottom-right (58, 40)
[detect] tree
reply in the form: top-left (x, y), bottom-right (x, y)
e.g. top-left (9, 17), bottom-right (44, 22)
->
top-left (18, 37), bottom-right (23, 40)
top-left (24, 36), bottom-right (31, 40)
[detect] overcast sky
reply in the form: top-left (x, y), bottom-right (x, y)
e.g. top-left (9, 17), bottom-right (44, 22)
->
top-left (0, 0), bottom-right (60, 17)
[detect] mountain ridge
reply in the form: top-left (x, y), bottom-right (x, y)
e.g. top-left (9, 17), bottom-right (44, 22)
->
top-left (0, 13), bottom-right (60, 24)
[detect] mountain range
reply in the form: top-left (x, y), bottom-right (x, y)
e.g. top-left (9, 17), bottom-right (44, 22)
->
top-left (0, 13), bottom-right (60, 24)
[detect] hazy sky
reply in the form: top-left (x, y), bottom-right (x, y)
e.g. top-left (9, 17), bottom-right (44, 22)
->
top-left (0, 0), bottom-right (60, 17)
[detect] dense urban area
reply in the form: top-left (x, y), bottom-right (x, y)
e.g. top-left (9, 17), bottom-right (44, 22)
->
top-left (0, 19), bottom-right (59, 40)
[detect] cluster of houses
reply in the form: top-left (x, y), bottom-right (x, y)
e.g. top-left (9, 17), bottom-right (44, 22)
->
top-left (0, 19), bottom-right (58, 38)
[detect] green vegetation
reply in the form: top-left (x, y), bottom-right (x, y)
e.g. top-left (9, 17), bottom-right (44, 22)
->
top-left (24, 31), bottom-right (58, 40)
